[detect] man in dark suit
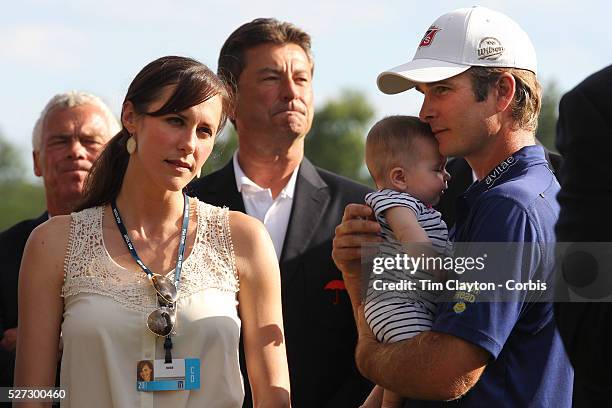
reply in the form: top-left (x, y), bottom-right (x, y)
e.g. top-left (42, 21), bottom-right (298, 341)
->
top-left (554, 65), bottom-right (612, 407)
top-left (189, 18), bottom-right (372, 408)
top-left (0, 91), bottom-right (118, 394)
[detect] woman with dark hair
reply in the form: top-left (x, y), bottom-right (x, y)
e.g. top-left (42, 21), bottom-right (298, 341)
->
top-left (137, 360), bottom-right (154, 382)
top-left (15, 56), bottom-right (290, 407)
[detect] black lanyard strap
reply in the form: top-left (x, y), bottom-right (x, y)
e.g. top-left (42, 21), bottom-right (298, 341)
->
top-left (111, 192), bottom-right (189, 287)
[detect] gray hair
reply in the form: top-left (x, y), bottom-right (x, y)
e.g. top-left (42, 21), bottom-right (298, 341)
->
top-left (32, 91), bottom-right (121, 151)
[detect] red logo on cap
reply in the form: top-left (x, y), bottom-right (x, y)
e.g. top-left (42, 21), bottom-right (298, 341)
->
top-left (419, 26), bottom-right (441, 47)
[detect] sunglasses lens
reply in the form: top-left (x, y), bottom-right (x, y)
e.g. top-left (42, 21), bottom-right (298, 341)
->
top-left (147, 307), bottom-right (176, 337)
top-left (151, 275), bottom-right (178, 304)
top-left (156, 294), bottom-right (172, 308)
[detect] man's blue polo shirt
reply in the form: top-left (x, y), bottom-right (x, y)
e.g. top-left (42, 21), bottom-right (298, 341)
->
top-left (408, 145), bottom-right (573, 407)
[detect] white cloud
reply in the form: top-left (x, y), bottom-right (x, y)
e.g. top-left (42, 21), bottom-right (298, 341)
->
top-left (0, 24), bottom-right (86, 69)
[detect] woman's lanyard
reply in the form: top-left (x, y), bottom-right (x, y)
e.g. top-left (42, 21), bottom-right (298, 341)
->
top-left (111, 192), bottom-right (189, 287)
top-left (111, 192), bottom-right (189, 362)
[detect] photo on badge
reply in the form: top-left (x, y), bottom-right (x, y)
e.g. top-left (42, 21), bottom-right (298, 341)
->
top-left (137, 360), bottom-right (154, 382)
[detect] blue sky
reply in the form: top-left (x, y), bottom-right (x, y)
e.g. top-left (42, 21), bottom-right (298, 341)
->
top-left (2, 0), bottom-right (610, 172)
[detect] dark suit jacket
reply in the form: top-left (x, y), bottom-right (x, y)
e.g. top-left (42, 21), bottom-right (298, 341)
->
top-left (188, 158), bottom-right (373, 408)
top-left (0, 213), bottom-right (47, 389)
top-left (554, 65), bottom-right (612, 407)
top-left (436, 149), bottom-right (562, 230)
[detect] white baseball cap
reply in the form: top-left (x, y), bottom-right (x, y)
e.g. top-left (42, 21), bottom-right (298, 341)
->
top-left (377, 6), bottom-right (537, 94)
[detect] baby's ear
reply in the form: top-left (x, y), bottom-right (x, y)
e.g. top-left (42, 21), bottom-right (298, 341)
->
top-left (389, 166), bottom-right (407, 190)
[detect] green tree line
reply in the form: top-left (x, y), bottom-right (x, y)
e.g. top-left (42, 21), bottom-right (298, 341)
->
top-left (0, 135), bottom-right (46, 230)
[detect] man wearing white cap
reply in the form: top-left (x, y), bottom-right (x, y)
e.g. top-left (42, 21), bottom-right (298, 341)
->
top-left (333, 6), bottom-right (573, 407)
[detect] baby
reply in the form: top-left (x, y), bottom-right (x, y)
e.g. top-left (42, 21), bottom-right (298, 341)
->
top-left (362, 115), bottom-right (452, 408)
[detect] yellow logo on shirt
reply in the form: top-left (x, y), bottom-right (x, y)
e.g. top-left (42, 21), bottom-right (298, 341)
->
top-left (453, 302), bottom-right (466, 313)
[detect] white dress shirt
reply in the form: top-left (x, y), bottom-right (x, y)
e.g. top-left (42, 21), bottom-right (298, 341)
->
top-left (233, 152), bottom-right (299, 260)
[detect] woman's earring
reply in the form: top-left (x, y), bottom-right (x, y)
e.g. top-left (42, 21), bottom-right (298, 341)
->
top-left (126, 136), bottom-right (137, 155)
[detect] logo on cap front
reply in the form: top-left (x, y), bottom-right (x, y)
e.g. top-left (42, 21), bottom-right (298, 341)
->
top-left (419, 26), bottom-right (441, 47)
top-left (477, 37), bottom-right (505, 60)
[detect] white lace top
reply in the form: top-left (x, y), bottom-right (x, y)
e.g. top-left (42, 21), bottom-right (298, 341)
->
top-left (60, 199), bottom-right (243, 408)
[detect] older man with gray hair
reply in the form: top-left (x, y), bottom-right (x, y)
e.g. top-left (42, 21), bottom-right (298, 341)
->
top-left (0, 91), bottom-right (119, 389)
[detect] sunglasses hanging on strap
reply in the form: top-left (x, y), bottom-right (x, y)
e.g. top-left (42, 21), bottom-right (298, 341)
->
top-left (111, 192), bottom-right (189, 363)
